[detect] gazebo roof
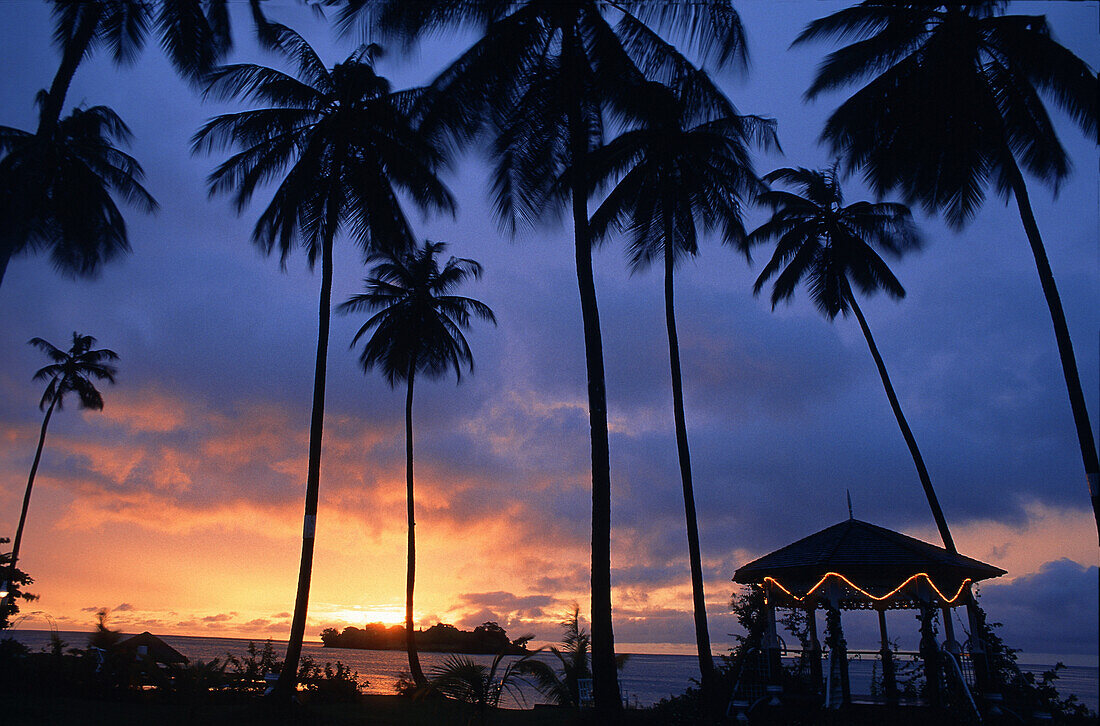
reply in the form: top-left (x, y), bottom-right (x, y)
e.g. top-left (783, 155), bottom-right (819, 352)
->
top-left (733, 518), bottom-right (1005, 608)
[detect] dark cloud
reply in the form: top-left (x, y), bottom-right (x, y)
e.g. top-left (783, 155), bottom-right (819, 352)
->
top-left (977, 560), bottom-right (1099, 657)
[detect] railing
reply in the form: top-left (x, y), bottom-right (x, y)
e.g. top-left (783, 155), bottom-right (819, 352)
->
top-left (941, 645), bottom-right (982, 723)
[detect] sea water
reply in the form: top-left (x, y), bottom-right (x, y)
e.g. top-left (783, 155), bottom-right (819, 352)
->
top-left (3, 630), bottom-right (1096, 711)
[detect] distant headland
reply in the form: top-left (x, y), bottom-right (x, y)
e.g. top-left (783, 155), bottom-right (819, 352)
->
top-left (319, 621), bottom-right (530, 655)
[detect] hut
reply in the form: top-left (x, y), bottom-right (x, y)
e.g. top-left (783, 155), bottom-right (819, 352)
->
top-left (732, 517), bottom-right (1004, 717)
top-left (117, 631), bottom-right (189, 666)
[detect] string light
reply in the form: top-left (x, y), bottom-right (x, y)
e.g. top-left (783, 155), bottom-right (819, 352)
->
top-left (762, 572), bottom-right (972, 606)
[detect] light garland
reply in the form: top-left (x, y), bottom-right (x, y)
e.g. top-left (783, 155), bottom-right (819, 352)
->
top-left (762, 572), bottom-right (972, 606)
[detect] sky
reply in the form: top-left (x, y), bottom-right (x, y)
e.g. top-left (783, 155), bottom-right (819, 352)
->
top-left (0, 1), bottom-right (1096, 663)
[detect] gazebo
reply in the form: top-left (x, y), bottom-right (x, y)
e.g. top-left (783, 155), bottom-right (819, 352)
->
top-left (732, 517), bottom-right (1005, 713)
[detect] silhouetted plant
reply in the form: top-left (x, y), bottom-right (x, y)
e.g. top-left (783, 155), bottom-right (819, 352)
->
top-left (743, 166), bottom-right (957, 552)
top-left (339, 239), bottom-right (494, 687)
top-left (0, 104), bottom-right (156, 288)
top-left (194, 26), bottom-right (453, 697)
top-left (796, 1), bottom-right (1100, 535)
top-left (0, 539), bottom-right (36, 630)
top-left (588, 69), bottom-right (774, 694)
top-left (6, 334), bottom-right (117, 583)
top-left (351, 1), bottom-right (753, 709)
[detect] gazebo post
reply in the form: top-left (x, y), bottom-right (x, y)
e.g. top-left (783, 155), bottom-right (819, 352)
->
top-left (877, 607), bottom-right (898, 705)
top-left (965, 588), bottom-right (993, 699)
top-left (763, 582), bottom-right (784, 699)
top-left (918, 595), bottom-right (943, 708)
top-left (941, 605), bottom-right (960, 654)
top-left (806, 603), bottom-right (823, 695)
top-left (824, 583), bottom-right (850, 707)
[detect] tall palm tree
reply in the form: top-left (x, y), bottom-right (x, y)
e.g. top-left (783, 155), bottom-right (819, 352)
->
top-left (587, 72), bottom-right (774, 693)
top-left (795, 2), bottom-right (1100, 536)
top-left (352, 2), bottom-right (750, 710)
top-left (40, 0), bottom-right (278, 136)
top-left (0, 1), bottom-right (274, 288)
top-left (0, 102), bottom-right (157, 287)
top-left (338, 240), bottom-right (495, 687)
top-left (6, 333), bottom-right (118, 581)
top-left (743, 166), bottom-right (957, 550)
top-left (192, 27), bottom-right (453, 697)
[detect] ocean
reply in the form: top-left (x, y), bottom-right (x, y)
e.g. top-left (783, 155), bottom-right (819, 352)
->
top-left (3, 630), bottom-right (1096, 712)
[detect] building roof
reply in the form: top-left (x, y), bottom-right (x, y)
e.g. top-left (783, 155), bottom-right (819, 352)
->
top-left (733, 518), bottom-right (1005, 607)
top-left (118, 631), bottom-right (189, 664)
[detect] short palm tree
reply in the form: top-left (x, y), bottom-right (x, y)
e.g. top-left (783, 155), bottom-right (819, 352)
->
top-left (192, 27), bottom-right (453, 697)
top-left (428, 640), bottom-right (552, 722)
top-left (0, 102), bottom-right (157, 287)
top-left (355, 2), bottom-right (750, 709)
top-left (796, 2), bottom-right (1099, 535)
top-left (743, 166), bottom-right (957, 551)
top-left (6, 333), bottom-right (118, 580)
top-left (587, 72), bottom-right (774, 693)
top-left (338, 240), bottom-right (494, 687)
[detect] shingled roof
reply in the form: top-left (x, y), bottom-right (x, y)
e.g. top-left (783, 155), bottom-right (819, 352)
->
top-left (733, 518), bottom-right (1004, 603)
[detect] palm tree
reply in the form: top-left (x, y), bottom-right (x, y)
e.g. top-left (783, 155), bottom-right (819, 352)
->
top-left (40, 0), bottom-right (277, 137)
top-left (743, 166), bottom-right (957, 550)
top-left (428, 639), bottom-right (554, 723)
top-left (0, 102), bottom-right (157, 287)
top-left (338, 240), bottom-right (495, 687)
top-left (795, 2), bottom-right (1100, 536)
top-left (353, 2), bottom-right (750, 710)
top-left (6, 333), bottom-right (118, 581)
top-left (0, 1), bottom-right (274, 288)
top-left (587, 72), bottom-right (774, 694)
top-left (192, 27), bottom-right (453, 697)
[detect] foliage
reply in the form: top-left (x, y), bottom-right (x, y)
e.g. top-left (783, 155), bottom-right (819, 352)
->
top-left (223, 639), bottom-right (280, 692)
top-left (425, 642), bottom-right (551, 716)
top-left (972, 602), bottom-right (1096, 721)
top-left (0, 105), bottom-right (157, 284)
top-left (0, 539), bottom-right (37, 630)
top-left (296, 655), bottom-right (364, 702)
top-left (338, 240), bottom-right (495, 386)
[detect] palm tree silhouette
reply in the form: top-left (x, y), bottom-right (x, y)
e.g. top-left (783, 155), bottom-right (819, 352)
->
top-left (1, 1), bottom-right (275, 287)
top-left (40, 0), bottom-right (278, 136)
top-left (744, 166), bottom-right (957, 550)
top-left (338, 240), bottom-right (494, 687)
top-left (355, 2), bottom-right (750, 709)
top-left (796, 2), bottom-right (1099, 536)
top-left (192, 27), bottom-right (453, 697)
top-left (6, 333), bottom-right (118, 581)
top-left (0, 102), bottom-right (157, 287)
top-left (587, 72), bottom-right (774, 693)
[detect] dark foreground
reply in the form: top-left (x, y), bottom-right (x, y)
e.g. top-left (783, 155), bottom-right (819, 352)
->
top-left (12, 693), bottom-right (1096, 726)
top-left (6, 693), bottom-right (662, 726)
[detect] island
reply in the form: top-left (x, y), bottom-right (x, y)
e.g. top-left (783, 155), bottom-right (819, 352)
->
top-left (319, 621), bottom-right (531, 655)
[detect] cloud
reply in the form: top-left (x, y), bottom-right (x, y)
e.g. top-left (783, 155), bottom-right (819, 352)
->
top-left (976, 559), bottom-right (1099, 657)
top-left (114, 603), bottom-right (135, 612)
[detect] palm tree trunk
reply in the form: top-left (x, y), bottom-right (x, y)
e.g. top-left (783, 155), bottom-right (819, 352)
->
top-left (1004, 159), bottom-right (1099, 540)
top-left (0, 247), bottom-right (10, 289)
top-left (405, 366), bottom-right (427, 686)
top-left (9, 396), bottom-right (57, 571)
top-left (273, 228), bottom-right (335, 699)
top-left (38, 4), bottom-right (102, 136)
top-left (663, 237), bottom-right (715, 690)
top-left (563, 22), bottom-right (619, 716)
top-left (846, 290), bottom-right (956, 552)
